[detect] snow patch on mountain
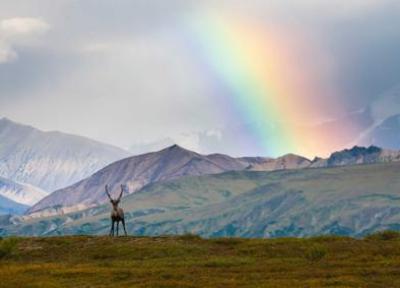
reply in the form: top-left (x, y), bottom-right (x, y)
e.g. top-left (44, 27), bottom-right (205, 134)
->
top-left (0, 117), bottom-right (130, 192)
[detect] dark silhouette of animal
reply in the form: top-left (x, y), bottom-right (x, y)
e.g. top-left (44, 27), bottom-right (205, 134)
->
top-left (105, 184), bottom-right (127, 236)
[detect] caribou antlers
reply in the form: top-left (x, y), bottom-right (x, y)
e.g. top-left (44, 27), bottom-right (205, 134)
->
top-left (105, 184), bottom-right (112, 200)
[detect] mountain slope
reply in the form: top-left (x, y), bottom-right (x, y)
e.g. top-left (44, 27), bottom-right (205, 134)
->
top-left (5, 161), bottom-right (400, 237)
top-left (0, 194), bottom-right (29, 215)
top-left (0, 117), bottom-right (130, 192)
top-left (0, 176), bottom-right (47, 206)
top-left (27, 145), bottom-right (253, 216)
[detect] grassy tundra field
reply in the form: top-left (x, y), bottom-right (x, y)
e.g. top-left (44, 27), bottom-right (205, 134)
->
top-left (1, 233), bottom-right (400, 287)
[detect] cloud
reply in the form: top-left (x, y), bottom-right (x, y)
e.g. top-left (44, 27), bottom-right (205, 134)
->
top-left (81, 43), bottom-right (113, 54)
top-left (1, 17), bottom-right (49, 36)
top-left (0, 44), bottom-right (17, 63)
top-left (370, 84), bottom-right (400, 122)
top-left (0, 17), bottom-right (49, 63)
top-left (0, 1), bottom-right (399, 156)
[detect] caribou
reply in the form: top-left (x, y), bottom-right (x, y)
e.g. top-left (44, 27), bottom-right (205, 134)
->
top-left (105, 184), bottom-right (127, 236)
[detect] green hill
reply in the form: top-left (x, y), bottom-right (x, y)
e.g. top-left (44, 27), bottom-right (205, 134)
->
top-left (1, 234), bottom-right (400, 287)
top-left (3, 162), bottom-right (400, 237)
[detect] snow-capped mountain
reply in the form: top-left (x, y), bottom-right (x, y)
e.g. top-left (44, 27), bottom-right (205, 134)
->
top-left (28, 145), bottom-right (261, 216)
top-left (0, 176), bottom-right (47, 206)
top-left (0, 117), bottom-right (130, 192)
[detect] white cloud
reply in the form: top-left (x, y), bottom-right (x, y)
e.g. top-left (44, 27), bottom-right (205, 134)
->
top-left (0, 17), bottom-right (49, 63)
top-left (1, 17), bottom-right (49, 36)
top-left (81, 42), bottom-right (113, 53)
top-left (0, 43), bottom-right (17, 63)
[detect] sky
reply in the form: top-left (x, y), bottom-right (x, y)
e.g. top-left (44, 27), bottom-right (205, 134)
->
top-left (1, 0), bottom-right (400, 158)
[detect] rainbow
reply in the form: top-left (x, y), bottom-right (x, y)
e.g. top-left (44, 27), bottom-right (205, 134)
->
top-left (184, 12), bottom-right (353, 158)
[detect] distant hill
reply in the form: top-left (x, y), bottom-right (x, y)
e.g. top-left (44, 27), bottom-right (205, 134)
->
top-left (0, 176), bottom-right (47, 206)
top-left (247, 145), bottom-right (400, 170)
top-left (5, 161), bottom-right (400, 237)
top-left (0, 117), bottom-right (130, 192)
top-left (27, 145), bottom-right (260, 216)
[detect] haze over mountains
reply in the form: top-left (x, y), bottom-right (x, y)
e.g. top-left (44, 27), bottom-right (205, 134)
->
top-left (0, 117), bottom-right (130, 193)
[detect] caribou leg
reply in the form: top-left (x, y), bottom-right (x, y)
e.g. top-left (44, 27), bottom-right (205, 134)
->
top-left (122, 219), bottom-right (127, 236)
top-left (110, 220), bottom-right (115, 236)
top-left (116, 221), bottom-right (119, 236)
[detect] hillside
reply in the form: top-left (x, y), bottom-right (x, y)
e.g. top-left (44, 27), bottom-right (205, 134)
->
top-left (28, 145), bottom-right (258, 216)
top-left (6, 161), bottom-right (400, 237)
top-left (1, 234), bottom-right (400, 287)
top-left (0, 117), bottom-right (130, 192)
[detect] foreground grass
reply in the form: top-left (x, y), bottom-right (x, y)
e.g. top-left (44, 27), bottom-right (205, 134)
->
top-left (1, 232), bottom-right (400, 287)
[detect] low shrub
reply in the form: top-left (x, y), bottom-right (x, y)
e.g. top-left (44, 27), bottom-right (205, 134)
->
top-left (0, 237), bottom-right (19, 259)
top-left (178, 233), bottom-right (202, 241)
top-left (366, 230), bottom-right (400, 241)
top-left (305, 244), bottom-right (327, 262)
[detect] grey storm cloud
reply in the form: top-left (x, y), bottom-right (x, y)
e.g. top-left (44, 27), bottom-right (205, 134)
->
top-left (0, 0), bottom-right (400, 155)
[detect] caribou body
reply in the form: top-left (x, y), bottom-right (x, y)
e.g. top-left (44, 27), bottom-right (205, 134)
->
top-left (105, 184), bottom-right (127, 236)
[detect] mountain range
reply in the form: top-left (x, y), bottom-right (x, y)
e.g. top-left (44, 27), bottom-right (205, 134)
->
top-left (27, 145), bottom-right (268, 216)
top-left (2, 117), bottom-right (400, 238)
top-left (26, 144), bottom-right (400, 218)
top-left (0, 117), bottom-right (130, 193)
top-left (4, 161), bottom-right (400, 237)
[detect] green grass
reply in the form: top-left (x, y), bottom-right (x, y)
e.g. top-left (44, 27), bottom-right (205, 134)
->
top-left (1, 233), bottom-right (400, 287)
